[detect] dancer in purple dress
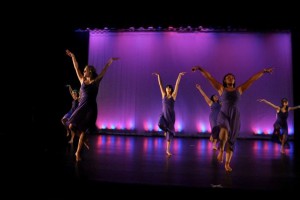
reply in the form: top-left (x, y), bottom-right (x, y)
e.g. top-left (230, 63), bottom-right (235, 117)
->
top-left (153, 72), bottom-right (186, 156)
top-left (257, 98), bottom-right (300, 154)
top-left (66, 49), bottom-right (119, 162)
top-left (192, 66), bottom-right (273, 172)
top-left (61, 84), bottom-right (79, 144)
top-left (196, 84), bottom-right (221, 150)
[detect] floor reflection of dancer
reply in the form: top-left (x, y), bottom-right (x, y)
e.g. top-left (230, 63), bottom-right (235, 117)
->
top-left (66, 49), bottom-right (119, 161)
top-left (195, 84), bottom-right (221, 150)
top-left (192, 66), bottom-right (273, 172)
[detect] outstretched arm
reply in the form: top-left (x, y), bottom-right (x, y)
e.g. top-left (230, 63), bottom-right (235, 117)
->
top-left (152, 72), bottom-right (165, 99)
top-left (66, 50), bottom-right (84, 84)
top-left (257, 99), bottom-right (280, 111)
top-left (172, 72), bottom-right (186, 100)
top-left (196, 84), bottom-right (213, 106)
top-left (93, 57), bottom-right (120, 83)
top-left (66, 84), bottom-right (73, 96)
top-left (192, 66), bottom-right (223, 95)
top-left (289, 105), bottom-right (300, 111)
top-left (238, 68), bottom-right (273, 94)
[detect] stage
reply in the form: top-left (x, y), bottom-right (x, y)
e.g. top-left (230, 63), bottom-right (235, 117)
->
top-left (30, 133), bottom-right (299, 198)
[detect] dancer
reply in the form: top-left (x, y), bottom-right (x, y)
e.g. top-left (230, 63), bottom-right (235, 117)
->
top-left (192, 66), bottom-right (273, 172)
top-left (153, 72), bottom-right (186, 156)
top-left (257, 98), bottom-right (300, 154)
top-left (61, 84), bottom-right (79, 144)
top-left (195, 84), bottom-right (221, 150)
top-left (66, 49), bottom-right (119, 161)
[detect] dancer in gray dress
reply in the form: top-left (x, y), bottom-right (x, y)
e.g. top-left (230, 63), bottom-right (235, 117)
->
top-left (257, 98), bottom-right (300, 154)
top-left (192, 66), bottom-right (273, 172)
top-left (196, 84), bottom-right (221, 150)
top-left (153, 72), bottom-right (186, 156)
top-left (66, 49), bottom-right (119, 161)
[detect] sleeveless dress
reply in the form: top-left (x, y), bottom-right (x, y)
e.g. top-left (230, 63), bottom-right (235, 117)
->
top-left (63, 99), bottom-right (79, 120)
top-left (217, 89), bottom-right (241, 151)
top-left (162, 96), bottom-right (175, 131)
top-left (273, 109), bottom-right (288, 136)
top-left (158, 96), bottom-right (176, 140)
top-left (210, 102), bottom-right (221, 139)
top-left (272, 109), bottom-right (290, 148)
top-left (67, 80), bottom-right (101, 133)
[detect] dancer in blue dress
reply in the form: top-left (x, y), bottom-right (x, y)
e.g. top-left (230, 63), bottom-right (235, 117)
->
top-left (257, 98), bottom-right (300, 154)
top-left (196, 84), bottom-right (221, 150)
top-left (153, 72), bottom-right (186, 156)
top-left (192, 66), bottom-right (273, 172)
top-left (61, 84), bottom-right (79, 144)
top-left (66, 49), bottom-right (119, 161)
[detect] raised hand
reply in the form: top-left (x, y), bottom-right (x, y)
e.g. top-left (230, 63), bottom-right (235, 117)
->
top-left (195, 84), bottom-right (202, 90)
top-left (263, 67), bottom-right (273, 74)
top-left (257, 99), bottom-right (265, 102)
top-left (66, 49), bottom-right (74, 57)
top-left (107, 57), bottom-right (120, 65)
top-left (191, 66), bottom-right (201, 72)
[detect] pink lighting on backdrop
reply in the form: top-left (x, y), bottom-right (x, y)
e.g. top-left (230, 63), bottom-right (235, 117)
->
top-left (87, 31), bottom-right (293, 137)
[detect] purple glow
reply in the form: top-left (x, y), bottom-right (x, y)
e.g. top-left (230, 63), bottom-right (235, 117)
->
top-left (252, 140), bottom-right (293, 156)
top-left (88, 32), bottom-right (293, 137)
top-left (194, 139), bottom-right (218, 160)
top-left (142, 137), bottom-right (164, 154)
top-left (171, 139), bottom-right (183, 155)
top-left (196, 122), bottom-right (209, 133)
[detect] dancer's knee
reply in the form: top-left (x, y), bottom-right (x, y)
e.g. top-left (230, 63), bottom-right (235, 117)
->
top-left (219, 127), bottom-right (228, 141)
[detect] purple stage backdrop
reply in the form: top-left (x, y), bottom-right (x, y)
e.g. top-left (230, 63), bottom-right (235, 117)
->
top-left (87, 31), bottom-right (293, 137)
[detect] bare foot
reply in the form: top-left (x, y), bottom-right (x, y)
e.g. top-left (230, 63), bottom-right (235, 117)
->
top-left (75, 153), bottom-right (81, 162)
top-left (212, 145), bottom-right (218, 150)
top-left (166, 151), bottom-right (172, 156)
top-left (68, 139), bottom-right (73, 144)
top-left (280, 147), bottom-right (285, 154)
top-left (217, 150), bottom-right (224, 163)
top-left (66, 131), bottom-right (70, 137)
top-left (225, 163), bottom-right (232, 172)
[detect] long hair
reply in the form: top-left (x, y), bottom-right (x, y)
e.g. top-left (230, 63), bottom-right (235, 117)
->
top-left (165, 84), bottom-right (174, 94)
top-left (72, 89), bottom-right (79, 98)
top-left (222, 73), bottom-right (236, 88)
top-left (210, 94), bottom-right (219, 103)
top-left (86, 65), bottom-right (98, 79)
top-left (281, 98), bottom-right (289, 111)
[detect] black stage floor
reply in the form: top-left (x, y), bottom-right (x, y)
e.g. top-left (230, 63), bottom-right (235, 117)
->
top-left (23, 133), bottom-right (300, 198)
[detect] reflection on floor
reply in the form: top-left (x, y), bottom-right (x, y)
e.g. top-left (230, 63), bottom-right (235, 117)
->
top-left (37, 134), bottom-right (299, 198)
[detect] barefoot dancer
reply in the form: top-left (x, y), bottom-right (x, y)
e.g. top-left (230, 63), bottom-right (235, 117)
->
top-left (192, 66), bottom-right (273, 172)
top-left (66, 49), bottom-right (119, 161)
top-left (153, 72), bottom-right (185, 156)
top-left (61, 84), bottom-right (79, 144)
top-left (195, 84), bottom-right (221, 150)
top-left (257, 98), bottom-right (300, 154)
